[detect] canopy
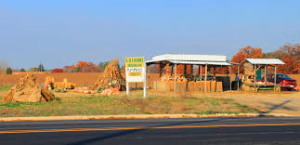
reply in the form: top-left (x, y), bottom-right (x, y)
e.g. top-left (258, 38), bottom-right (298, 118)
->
top-left (243, 58), bottom-right (285, 65)
top-left (146, 54), bottom-right (231, 66)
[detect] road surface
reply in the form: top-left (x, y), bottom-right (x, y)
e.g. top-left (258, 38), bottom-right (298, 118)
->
top-left (1, 117), bottom-right (300, 145)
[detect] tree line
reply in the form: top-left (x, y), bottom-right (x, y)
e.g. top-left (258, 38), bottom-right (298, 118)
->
top-left (149, 43), bottom-right (300, 75)
top-left (1, 43), bottom-right (299, 74)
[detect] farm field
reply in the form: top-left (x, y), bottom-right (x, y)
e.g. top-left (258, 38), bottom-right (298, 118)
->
top-left (0, 73), bottom-right (101, 86)
top-left (1, 73), bottom-right (299, 88)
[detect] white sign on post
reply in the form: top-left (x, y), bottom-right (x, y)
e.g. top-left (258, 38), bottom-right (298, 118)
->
top-left (125, 57), bottom-right (146, 97)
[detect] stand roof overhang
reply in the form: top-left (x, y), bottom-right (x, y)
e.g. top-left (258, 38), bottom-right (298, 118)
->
top-left (242, 58), bottom-right (285, 65)
top-left (146, 54), bottom-right (231, 66)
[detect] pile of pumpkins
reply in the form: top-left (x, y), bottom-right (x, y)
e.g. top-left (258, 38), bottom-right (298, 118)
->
top-left (74, 87), bottom-right (96, 94)
top-left (100, 87), bottom-right (120, 96)
top-left (73, 87), bottom-right (120, 95)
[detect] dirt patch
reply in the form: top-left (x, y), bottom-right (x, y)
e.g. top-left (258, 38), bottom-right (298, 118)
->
top-left (178, 90), bottom-right (300, 116)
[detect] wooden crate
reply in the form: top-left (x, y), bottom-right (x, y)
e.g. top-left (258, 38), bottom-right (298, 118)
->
top-left (175, 82), bottom-right (187, 92)
top-left (216, 82), bottom-right (223, 92)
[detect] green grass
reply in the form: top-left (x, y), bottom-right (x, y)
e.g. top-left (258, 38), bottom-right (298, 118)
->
top-left (0, 85), bottom-right (11, 92)
top-left (0, 93), bottom-right (259, 117)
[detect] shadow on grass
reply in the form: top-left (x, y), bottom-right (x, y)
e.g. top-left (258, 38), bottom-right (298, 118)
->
top-left (259, 100), bottom-right (295, 116)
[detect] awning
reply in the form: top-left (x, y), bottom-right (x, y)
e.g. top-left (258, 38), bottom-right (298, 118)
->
top-left (146, 60), bottom-right (231, 66)
top-left (244, 58), bottom-right (285, 65)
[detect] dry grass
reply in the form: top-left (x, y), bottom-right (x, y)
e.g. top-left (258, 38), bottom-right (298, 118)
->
top-left (0, 91), bottom-right (258, 117)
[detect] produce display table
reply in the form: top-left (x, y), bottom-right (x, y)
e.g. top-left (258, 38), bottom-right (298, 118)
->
top-left (242, 83), bottom-right (281, 92)
top-left (153, 81), bottom-right (223, 92)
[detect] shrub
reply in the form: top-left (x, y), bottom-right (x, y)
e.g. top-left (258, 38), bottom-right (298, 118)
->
top-left (6, 67), bottom-right (12, 75)
top-left (52, 68), bottom-right (63, 73)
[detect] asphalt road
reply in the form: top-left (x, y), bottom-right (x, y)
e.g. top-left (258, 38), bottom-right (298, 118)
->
top-left (1, 117), bottom-right (300, 145)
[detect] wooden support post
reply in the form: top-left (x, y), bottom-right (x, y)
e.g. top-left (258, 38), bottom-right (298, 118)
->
top-left (147, 64), bottom-right (151, 89)
top-left (171, 64), bottom-right (174, 77)
top-left (159, 63), bottom-right (162, 77)
top-left (213, 66), bottom-right (216, 78)
top-left (205, 64), bottom-right (207, 92)
top-left (229, 66), bottom-right (232, 91)
top-left (237, 65), bottom-right (240, 90)
top-left (274, 65), bottom-right (277, 85)
top-left (264, 65), bottom-right (267, 85)
top-left (174, 64), bottom-right (177, 91)
top-left (191, 65), bottom-right (194, 75)
top-left (200, 65), bottom-right (202, 81)
top-left (184, 64), bottom-right (187, 76)
top-left (254, 65), bottom-right (257, 88)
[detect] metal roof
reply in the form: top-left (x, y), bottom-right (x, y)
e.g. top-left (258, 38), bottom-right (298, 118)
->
top-left (170, 60), bottom-right (231, 65)
top-left (151, 54), bottom-right (227, 62)
top-left (146, 54), bottom-right (230, 66)
top-left (245, 58), bottom-right (285, 65)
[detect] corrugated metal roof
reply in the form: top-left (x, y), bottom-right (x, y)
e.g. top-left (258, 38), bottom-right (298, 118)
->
top-left (152, 54), bottom-right (227, 62)
top-left (170, 60), bottom-right (231, 66)
top-left (245, 58), bottom-right (285, 65)
top-left (146, 54), bottom-right (230, 66)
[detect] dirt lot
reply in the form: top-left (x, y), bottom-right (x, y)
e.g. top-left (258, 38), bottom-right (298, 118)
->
top-left (0, 73), bottom-right (100, 86)
top-left (0, 73), bottom-right (160, 88)
top-left (189, 91), bottom-right (300, 116)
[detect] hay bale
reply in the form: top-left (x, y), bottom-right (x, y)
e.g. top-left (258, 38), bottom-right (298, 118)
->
top-left (2, 74), bottom-right (55, 103)
top-left (3, 90), bottom-right (13, 102)
top-left (92, 59), bottom-right (125, 89)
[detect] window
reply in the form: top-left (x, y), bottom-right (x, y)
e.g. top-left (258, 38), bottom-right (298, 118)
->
top-left (280, 74), bottom-right (291, 79)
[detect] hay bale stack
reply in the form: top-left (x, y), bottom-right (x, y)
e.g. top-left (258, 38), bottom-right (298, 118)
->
top-left (92, 59), bottom-right (124, 89)
top-left (3, 74), bottom-right (55, 103)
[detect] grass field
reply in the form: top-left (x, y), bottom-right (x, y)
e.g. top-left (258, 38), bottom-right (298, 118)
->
top-left (0, 85), bottom-right (11, 92)
top-left (0, 91), bottom-right (259, 117)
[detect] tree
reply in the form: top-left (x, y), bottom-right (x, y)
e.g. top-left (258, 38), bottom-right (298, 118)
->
top-left (275, 43), bottom-right (300, 74)
top-left (74, 61), bottom-right (101, 72)
top-left (98, 61), bottom-right (110, 72)
top-left (81, 62), bottom-right (100, 72)
top-left (20, 68), bottom-right (26, 72)
top-left (231, 46), bottom-right (263, 73)
top-left (37, 63), bottom-right (45, 72)
top-left (278, 43), bottom-right (300, 57)
top-left (51, 68), bottom-right (63, 73)
top-left (176, 64), bottom-right (185, 75)
top-left (277, 55), bottom-right (298, 74)
top-left (6, 67), bottom-right (12, 75)
top-left (76, 61), bottom-right (88, 68)
top-left (76, 67), bottom-right (82, 72)
top-left (29, 67), bottom-right (38, 72)
top-left (214, 66), bottom-right (228, 74)
top-left (63, 65), bottom-right (76, 73)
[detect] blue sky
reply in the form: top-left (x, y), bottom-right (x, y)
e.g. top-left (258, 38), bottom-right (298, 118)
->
top-left (0, 0), bottom-right (300, 69)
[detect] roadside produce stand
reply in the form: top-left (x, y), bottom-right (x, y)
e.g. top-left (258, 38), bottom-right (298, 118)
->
top-left (240, 58), bottom-right (285, 92)
top-left (146, 54), bottom-right (231, 92)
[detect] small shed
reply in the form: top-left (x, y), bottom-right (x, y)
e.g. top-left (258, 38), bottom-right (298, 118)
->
top-left (146, 54), bottom-right (231, 92)
top-left (241, 58), bottom-right (285, 91)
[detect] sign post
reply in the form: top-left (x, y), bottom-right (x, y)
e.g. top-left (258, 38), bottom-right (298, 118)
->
top-left (125, 57), bottom-right (146, 98)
